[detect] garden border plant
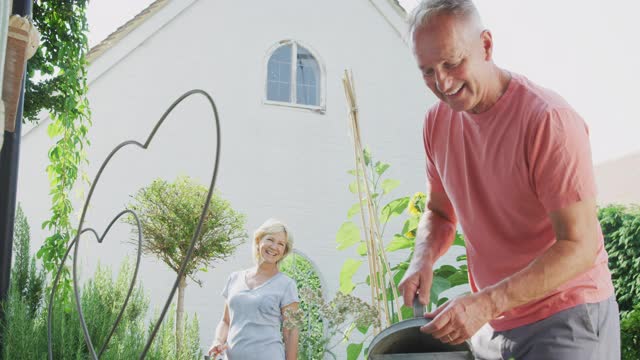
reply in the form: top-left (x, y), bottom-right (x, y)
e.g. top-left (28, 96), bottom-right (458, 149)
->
top-left (335, 150), bottom-right (469, 359)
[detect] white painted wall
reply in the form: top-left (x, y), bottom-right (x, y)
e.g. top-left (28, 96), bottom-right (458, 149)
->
top-left (17, 0), bottom-right (452, 357)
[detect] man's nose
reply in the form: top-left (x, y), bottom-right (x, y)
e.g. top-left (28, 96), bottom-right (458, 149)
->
top-left (435, 71), bottom-right (452, 93)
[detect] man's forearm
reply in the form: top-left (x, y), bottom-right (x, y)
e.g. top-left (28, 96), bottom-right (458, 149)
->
top-left (484, 239), bottom-right (598, 317)
top-left (415, 210), bottom-right (457, 266)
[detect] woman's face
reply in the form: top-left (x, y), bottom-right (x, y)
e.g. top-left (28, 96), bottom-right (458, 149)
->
top-left (257, 231), bottom-right (288, 264)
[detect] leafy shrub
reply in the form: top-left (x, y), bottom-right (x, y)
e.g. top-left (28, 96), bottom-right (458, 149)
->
top-left (281, 253), bottom-right (325, 360)
top-left (598, 205), bottom-right (640, 314)
top-left (1, 207), bottom-right (202, 359)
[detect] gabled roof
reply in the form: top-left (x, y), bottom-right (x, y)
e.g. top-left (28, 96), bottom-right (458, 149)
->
top-left (87, 0), bottom-right (169, 63)
top-left (85, 0), bottom-right (409, 64)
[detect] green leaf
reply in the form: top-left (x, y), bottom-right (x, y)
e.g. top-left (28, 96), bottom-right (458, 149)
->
top-left (430, 276), bottom-right (451, 305)
top-left (336, 222), bottom-right (362, 250)
top-left (340, 259), bottom-right (362, 294)
top-left (434, 265), bottom-right (457, 278)
top-left (456, 254), bottom-right (467, 262)
top-left (437, 297), bottom-right (449, 306)
top-left (401, 304), bottom-right (414, 320)
top-left (375, 162), bottom-right (391, 175)
top-left (386, 235), bottom-right (414, 252)
top-left (381, 179), bottom-right (401, 195)
top-left (347, 203), bottom-right (361, 219)
top-left (357, 323), bottom-right (370, 335)
top-left (447, 271), bottom-right (469, 287)
top-left (401, 216), bottom-right (420, 236)
top-left (380, 197), bottom-right (410, 223)
top-left (453, 233), bottom-right (465, 247)
top-left (349, 180), bottom-right (364, 194)
top-left (356, 241), bottom-right (368, 256)
top-left (363, 147), bottom-right (372, 166)
top-left (347, 342), bottom-right (363, 360)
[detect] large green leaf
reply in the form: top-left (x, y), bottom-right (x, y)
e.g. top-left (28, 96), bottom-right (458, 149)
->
top-left (430, 276), bottom-right (451, 305)
top-left (447, 271), bottom-right (469, 287)
top-left (347, 342), bottom-right (363, 360)
top-left (340, 259), bottom-right (362, 294)
top-left (386, 235), bottom-right (414, 252)
top-left (401, 216), bottom-right (420, 235)
top-left (336, 222), bottom-right (362, 250)
top-left (381, 179), bottom-right (401, 195)
top-left (380, 197), bottom-right (410, 223)
top-left (434, 264), bottom-right (457, 278)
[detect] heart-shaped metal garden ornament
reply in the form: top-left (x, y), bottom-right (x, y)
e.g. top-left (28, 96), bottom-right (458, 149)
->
top-left (47, 89), bottom-right (221, 359)
top-left (48, 209), bottom-right (143, 358)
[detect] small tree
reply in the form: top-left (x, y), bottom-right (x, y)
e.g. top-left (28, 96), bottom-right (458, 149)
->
top-left (126, 176), bottom-right (246, 354)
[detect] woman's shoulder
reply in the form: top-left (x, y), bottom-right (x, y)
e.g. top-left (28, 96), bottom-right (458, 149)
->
top-left (227, 269), bottom-right (249, 282)
top-left (277, 272), bottom-right (297, 286)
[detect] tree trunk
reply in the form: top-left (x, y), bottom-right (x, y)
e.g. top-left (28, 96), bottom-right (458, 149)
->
top-left (176, 275), bottom-right (187, 356)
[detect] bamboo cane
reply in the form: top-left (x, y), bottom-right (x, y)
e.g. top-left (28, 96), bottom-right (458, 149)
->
top-left (342, 70), bottom-right (405, 332)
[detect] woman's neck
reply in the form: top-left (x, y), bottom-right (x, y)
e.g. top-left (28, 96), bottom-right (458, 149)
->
top-left (255, 262), bottom-right (278, 276)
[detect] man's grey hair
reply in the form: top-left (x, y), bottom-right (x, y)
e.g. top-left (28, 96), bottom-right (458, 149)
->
top-left (409, 0), bottom-right (483, 35)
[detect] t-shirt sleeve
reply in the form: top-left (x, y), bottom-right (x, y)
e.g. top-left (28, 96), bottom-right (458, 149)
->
top-left (221, 272), bottom-right (236, 299)
top-left (528, 108), bottom-right (597, 212)
top-left (423, 112), bottom-right (445, 193)
top-left (280, 279), bottom-right (299, 308)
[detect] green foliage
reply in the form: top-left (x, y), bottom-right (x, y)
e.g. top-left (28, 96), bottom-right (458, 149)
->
top-left (621, 302), bottom-right (640, 360)
top-left (336, 151), bottom-right (469, 359)
top-left (597, 204), bottom-right (640, 360)
top-left (11, 204), bottom-right (45, 317)
top-left (126, 176), bottom-right (247, 282)
top-left (32, 1), bottom-right (93, 300)
top-left (126, 175), bottom-right (246, 353)
top-left (280, 254), bottom-right (325, 360)
top-left (597, 205), bottom-right (640, 313)
top-left (145, 305), bottom-right (202, 360)
top-left (286, 289), bottom-right (380, 360)
top-left (2, 259), bottom-right (201, 359)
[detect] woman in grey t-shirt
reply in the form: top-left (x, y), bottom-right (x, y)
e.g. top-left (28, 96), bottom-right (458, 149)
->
top-left (208, 219), bottom-right (300, 360)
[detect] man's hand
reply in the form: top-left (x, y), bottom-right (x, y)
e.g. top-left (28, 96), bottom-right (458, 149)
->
top-left (420, 291), bottom-right (497, 345)
top-left (398, 258), bottom-right (434, 307)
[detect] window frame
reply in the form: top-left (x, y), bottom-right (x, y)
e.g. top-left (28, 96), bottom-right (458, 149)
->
top-left (263, 39), bottom-right (326, 113)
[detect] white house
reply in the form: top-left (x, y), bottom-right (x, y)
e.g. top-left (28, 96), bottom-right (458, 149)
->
top-left (17, 0), bottom-right (441, 356)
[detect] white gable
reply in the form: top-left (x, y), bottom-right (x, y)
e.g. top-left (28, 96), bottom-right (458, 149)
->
top-left (18, 1), bottom-right (445, 357)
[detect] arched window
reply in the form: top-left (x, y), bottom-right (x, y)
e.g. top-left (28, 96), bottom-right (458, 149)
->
top-left (265, 41), bottom-right (323, 110)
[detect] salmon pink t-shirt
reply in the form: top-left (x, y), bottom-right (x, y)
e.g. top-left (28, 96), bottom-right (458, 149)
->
top-left (423, 73), bottom-right (614, 331)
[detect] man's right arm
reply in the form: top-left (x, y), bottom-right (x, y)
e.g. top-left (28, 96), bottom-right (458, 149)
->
top-left (399, 190), bottom-right (458, 307)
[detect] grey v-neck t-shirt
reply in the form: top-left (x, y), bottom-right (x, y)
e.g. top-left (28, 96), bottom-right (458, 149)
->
top-left (221, 270), bottom-right (299, 360)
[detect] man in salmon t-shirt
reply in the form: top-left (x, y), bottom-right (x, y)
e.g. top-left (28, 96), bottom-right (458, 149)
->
top-left (397, 1), bottom-right (620, 359)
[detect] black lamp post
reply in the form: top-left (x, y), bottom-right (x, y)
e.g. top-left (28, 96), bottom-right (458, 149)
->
top-left (0, 0), bottom-right (33, 353)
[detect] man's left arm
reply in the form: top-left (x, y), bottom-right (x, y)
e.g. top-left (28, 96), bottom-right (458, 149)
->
top-left (422, 198), bottom-right (600, 344)
top-left (422, 108), bottom-right (601, 344)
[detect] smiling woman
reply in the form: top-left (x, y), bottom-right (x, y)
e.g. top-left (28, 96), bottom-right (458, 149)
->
top-left (207, 219), bottom-right (300, 360)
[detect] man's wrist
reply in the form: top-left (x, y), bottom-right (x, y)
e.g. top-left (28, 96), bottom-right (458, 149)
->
top-left (482, 284), bottom-right (509, 319)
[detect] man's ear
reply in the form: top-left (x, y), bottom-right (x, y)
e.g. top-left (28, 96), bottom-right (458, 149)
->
top-left (481, 29), bottom-right (494, 61)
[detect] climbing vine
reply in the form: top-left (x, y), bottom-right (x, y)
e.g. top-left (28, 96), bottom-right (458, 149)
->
top-left (25, 1), bottom-right (92, 294)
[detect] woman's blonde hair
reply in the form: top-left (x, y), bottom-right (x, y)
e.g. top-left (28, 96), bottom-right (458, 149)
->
top-left (252, 218), bottom-right (293, 265)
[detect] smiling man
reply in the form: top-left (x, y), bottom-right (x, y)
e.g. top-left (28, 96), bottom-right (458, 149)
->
top-left (397, 1), bottom-right (620, 359)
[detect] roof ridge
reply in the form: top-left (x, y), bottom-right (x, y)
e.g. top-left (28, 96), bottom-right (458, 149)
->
top-left (86, 0), bottom-right (170, 63)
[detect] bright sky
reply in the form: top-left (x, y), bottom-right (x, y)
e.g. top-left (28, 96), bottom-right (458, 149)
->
top-left (87, 0), bottom-right (640, 164)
